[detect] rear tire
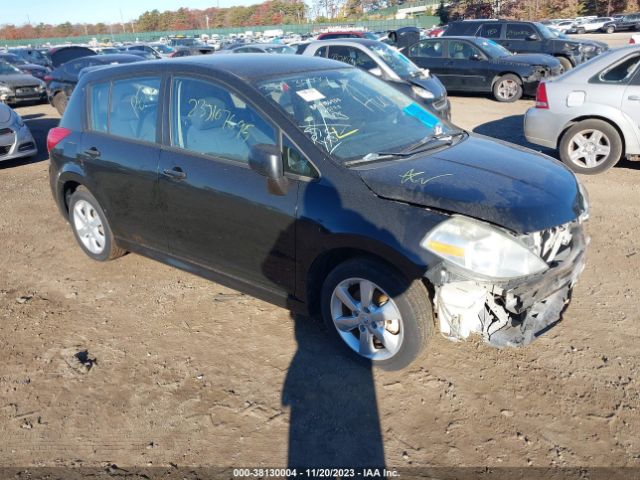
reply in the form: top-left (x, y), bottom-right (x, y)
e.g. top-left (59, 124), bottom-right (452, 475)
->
top-left (605, 25), bottom-right (615, 34)
top-left (320, 257), bottom-right (433, 371)
top-left (559, 119), bottom-right (623, 174)
top-left (68, 186), bottom-right (126, 261)
top-left (492, 74), bottom-right (523, 102)
top-left (52, 92), bottom-right (68, 116)
top-left (577, 27), bottom-right (586, 34)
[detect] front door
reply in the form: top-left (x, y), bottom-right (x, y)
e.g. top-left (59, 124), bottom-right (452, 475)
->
top-left (502, 23), bottom-right (542, 54)
top-left (158, 75), bottom-right (299, 294)
top-left (444, 40), bottom-right (488, 91)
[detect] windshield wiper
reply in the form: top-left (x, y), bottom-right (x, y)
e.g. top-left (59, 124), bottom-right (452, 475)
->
top-left (345, 130), bottom-right (466, 168)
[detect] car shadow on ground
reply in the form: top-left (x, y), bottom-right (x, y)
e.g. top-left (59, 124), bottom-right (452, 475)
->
top-left (0, 116), bottom-right (59, 169)
top-left (474, 114), bottom-right (640, 172)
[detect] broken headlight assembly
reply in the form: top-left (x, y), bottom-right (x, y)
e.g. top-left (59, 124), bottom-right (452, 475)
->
top-left (421, 215), bottom-right (548, 280)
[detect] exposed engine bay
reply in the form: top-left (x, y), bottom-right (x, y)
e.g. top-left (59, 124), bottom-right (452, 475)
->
top-left (427, 221), bottom-right (588, 347)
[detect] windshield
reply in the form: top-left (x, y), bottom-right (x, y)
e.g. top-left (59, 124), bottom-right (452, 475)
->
top-left (265, 45), bottom-right (295, 54)
top-left (369, 42), bottom-right (421, 77)
top-left (0, 61), bottom-right (21, 75)
top-left (257, 68), bottom-right (451, 162)
top-left (534, 23), bottom-right (555, 39)
top-left (475, 38), bottom-right (512, 58)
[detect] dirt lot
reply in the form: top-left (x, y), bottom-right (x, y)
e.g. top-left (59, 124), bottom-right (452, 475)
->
top-left (1, 35), bottom-right (639, 475)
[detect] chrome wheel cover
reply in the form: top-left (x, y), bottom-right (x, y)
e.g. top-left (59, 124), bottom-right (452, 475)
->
top-left (73, 199), bottom-right (106, 255)
top-left (567, 129), bottom-right (611, 168)
top-left (330, 278), bottom-right (404, 361)
top-left (496, 79), bottom-right (519, 100)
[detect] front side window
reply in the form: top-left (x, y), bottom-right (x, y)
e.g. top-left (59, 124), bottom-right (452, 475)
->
top-left (506, 24), bottom-right (536, 40)
top-left (88, 76), bottom-right (160, 142)
top-left (448, 41), bottom-right (479, 60)
top-left (326, 46), bottom-right (377, 70)
top-left (314, 46), bottom-right (328, 57)
top-left (170, 77), bottom-right (276, 163)
top-left (408, 40), bottom-right (444, 58)
top-left (257, 68), bottom-right (450, 162)
top-left (369, 42), bottom-right (420, 77)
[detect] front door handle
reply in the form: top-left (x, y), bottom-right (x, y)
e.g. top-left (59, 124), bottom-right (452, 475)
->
top-left (84, 147), bottom-right (100, 157)
top-left (628, 95), bottom-right (640, 101)
top-left (162, 167), bottom-right (187, 180)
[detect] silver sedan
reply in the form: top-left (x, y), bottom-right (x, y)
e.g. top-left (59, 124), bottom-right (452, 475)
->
top-left (524, 44), bottom-right (640, 174)
top-left (0, 103), bottom-right (37, 162)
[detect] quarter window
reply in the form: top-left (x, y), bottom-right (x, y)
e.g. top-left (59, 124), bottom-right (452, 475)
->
top-left (283, 136), bottom-right (318, 178)
top-left (88, 76), bottom-right (161, 143)
top-left (506, 24), bottom-right (537, 40)
top-left (170, 77), bottom-right (276, 163)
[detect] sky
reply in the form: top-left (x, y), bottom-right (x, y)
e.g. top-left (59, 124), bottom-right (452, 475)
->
top-left (3, 0), bottom-right (262, 26)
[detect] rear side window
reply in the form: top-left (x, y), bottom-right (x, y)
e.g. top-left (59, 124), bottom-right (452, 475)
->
top-left (597, 54), bottom-right (640, 83)
top-left (170, 77), bottom-right (276, 163)
top-left (313, 46), bottom-right (328, 57)
top-left (408, 40), bottom-right (444, 58)
top-left (88, 76), bottom-right (161, 143)
top-left (480, 23), bottom-right (502, 39)
top-left (326, 46), bottom-right (377, 70)
top-left (506, 24), bottom-right (537, 40)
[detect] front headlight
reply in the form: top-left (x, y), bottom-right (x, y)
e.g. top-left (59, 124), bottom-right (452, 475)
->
top-left (580, 44), bottom-right (596, 54)
top-left (11, 111), bottom-right (24, 128)
top-left (421, 216), bottom-right (549, 279)
top-left (411, 85), bottom-right (435, 100)
top-left (578, 181), bottom-right (589, 222)
top-left (0, 84), bottom-right (12, 94)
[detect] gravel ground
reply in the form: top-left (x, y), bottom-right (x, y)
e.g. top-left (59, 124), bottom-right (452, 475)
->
top-left (0, 33), bottom-right (639, 476)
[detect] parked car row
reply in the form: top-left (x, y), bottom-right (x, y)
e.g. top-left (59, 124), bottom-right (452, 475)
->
top-left (543, 13), bottom-right (640, 34)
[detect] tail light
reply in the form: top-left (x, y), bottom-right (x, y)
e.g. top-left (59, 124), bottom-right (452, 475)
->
top-left (47, 127), bottom-right (72, 152)
top-left (535, 82), bottom-right (549, 109)
top-left (631, 37), bottom-right (636, 44)
top-left (44, 75), bottom-right (53, 83)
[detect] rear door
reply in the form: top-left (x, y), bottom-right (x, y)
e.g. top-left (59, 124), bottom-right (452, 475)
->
top-left (406, 39), bottom-right (448, 82)
top-left (80, 74), bottom-right (165, 249)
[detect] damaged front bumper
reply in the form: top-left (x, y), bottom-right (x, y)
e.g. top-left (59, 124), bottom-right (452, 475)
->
top-left (426, 221), bottom-right (588, 347)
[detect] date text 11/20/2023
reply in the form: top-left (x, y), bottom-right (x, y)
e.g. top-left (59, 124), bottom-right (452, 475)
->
top-left (233, 468), bottom-right (400, 477)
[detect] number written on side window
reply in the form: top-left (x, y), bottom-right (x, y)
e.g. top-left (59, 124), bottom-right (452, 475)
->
top-left (171, 77), bottom-right (276, 163)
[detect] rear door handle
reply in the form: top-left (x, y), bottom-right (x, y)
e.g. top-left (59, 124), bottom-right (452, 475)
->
top-left (84, 147), bottom-right (100, 157)
top-left (628, 95), bottom-right (640, 101)
top-left (162, 167), bottom-right (187, 180)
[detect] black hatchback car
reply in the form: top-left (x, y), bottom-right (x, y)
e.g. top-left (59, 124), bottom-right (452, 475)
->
top-left (48, 55), bottom-right (589, 370)
top-left (404, 36), bottom-right (563, 102)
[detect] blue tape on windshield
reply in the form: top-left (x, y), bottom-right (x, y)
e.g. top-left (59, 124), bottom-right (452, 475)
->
top-left (403, 102), bottom-right (441, 129)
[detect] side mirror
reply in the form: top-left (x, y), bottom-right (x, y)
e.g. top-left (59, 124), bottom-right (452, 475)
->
top-left (527, 34), bottom-right (539, 41)
top-left (369, 67), bottom-right (383, 77)
top-left (470, 53), bottom-right (482, 61)
top-left (249, 144), bottom-right (288, 196)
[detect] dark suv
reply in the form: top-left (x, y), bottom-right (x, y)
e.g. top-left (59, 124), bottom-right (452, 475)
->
top-left (602, 13), bottom-right (640, 33)
top-left (47, 55), bottom-right (588, 370)
top-left (443, 20), bottom-right (608, 70)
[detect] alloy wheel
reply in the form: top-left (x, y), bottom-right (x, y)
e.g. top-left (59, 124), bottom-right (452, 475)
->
top-left (330, 278), bottom-right (404, 361)
top-left (496, 79), bottom-right (519, 100)
top-left (567, 129), bottom-right (611, 169)
top-left (72, 199), bottom-right (106, 254)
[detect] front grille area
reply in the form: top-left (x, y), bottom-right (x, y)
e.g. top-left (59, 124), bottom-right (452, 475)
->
top-left (432, 97), bottom-right (448, 110)
top-left (0, 145), bottom-right (12, 156)
top-left (15, 86), bottom-right (39, 97)
top-left (18, 142), bottom-right (35, 152)
top-left (520, 221), bottom-right (583, 267)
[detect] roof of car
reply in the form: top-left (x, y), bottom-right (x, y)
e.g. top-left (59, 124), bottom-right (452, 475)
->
top-left (307, 38), bottom-right (381, 47)
top-left (83, 53), bottom-right (350, 83)
top-left (234, 43), bottom-right (291, 49)
top-left (84, 54), bottom-right (143, 63)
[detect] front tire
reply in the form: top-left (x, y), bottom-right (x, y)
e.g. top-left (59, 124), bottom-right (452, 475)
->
top-left (559, 119), bottom-right (623, 174)
top-left (68, 186), bottom-right (126, 261)
top-left (492, 74), bottom-right (523, 102)
top-left (320, 258), bottom-right (433, 371)
top-left (555, 56), bottom-right (573, 71)
top-left (605, 25), bottom-right (615, 34)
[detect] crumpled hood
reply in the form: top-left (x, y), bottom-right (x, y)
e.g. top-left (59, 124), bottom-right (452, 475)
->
top-left (497, 53), bottom-right (561, 68)
top-left (357, 133), bottom-right (585, 233)
top-left (0, 74), bottom-right (42, 87)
